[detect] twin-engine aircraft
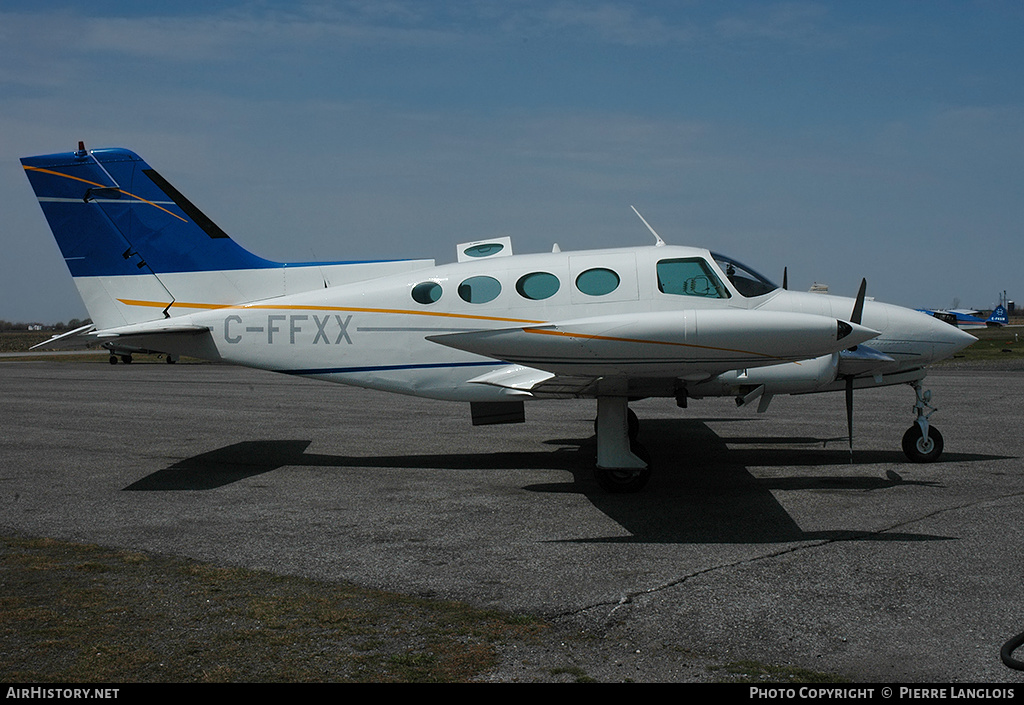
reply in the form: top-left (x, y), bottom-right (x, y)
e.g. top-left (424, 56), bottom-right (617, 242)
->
top-left (22, 144), bottom-right (976, 492)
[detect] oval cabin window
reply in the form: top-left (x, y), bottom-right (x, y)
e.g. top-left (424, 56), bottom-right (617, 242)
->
top-left (411, 281), bottom-right (443, 304)
top-left (575, 268), bottom-right (620, 297)
top-left (515, 272), bottom-right (560, 300)
top-left (463, 243), bottom-right (505, 258)
top-left (458, 276), bottom-right (502, 304)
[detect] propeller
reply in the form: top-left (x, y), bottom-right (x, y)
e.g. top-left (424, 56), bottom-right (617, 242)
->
top-left (850, 278), bottom-right (866, 327)
top-left (845, 278), bottom-right (867, 457)
top-left (782, 267), bottom-right (788, 290)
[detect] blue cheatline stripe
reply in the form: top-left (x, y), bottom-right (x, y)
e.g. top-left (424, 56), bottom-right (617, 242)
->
top-left (280, 361), bottom-right (503, 376)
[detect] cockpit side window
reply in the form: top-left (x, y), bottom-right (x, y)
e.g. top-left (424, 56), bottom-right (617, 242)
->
top-left (711, 253), bottom-right (779, 298)
top-left (656, 258), bottom-right (730, 299)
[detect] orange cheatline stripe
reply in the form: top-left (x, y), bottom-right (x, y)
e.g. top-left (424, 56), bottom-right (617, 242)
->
top-left (23, 165), bottom-right (187, 222)
top-left (116, 298), bottom-right (547, 325)
top-left (119, 299), bottom-right (227, 310)
top-left (116, 299), bottom-right (794, 360)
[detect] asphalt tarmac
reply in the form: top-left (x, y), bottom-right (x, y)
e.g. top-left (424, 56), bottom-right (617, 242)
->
top-left (2, 360), bottom-right (1023, 683)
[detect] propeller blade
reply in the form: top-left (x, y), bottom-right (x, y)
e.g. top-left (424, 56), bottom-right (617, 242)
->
top-left (783, 267), bottom-right (788, 290)
top-left (843, 278), bottom-right (866, 461)
top-left (846, 375), bottom-right (855, 458)
top-left (851, 278), bottom-right (867, 325)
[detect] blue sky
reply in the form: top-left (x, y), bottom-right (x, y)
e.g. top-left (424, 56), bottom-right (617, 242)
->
top-left (3, 1), bottom-right (1022, 322)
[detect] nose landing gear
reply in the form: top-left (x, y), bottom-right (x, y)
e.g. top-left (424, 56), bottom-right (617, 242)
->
top-left (902, 381), bottom-right (944, 462)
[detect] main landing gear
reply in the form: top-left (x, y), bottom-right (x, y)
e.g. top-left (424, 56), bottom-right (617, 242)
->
top-left (902, 380), bottom-right (944, 463)
top-left (593, 397), bottom-right (651, 493)
top-left (591, 380), bottom-right (945, 492)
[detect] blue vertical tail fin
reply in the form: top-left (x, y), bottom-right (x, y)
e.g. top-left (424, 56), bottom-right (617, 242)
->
top-left (987, 305), bottom-right (1009, 326)
top-left (21, 143), bottom-right (276, 281)
top-left (23, 143), bottom-right (432, 330)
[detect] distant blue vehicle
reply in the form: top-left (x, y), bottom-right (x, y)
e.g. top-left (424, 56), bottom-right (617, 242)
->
top-left (918, 305), bottom-right (1008, 329)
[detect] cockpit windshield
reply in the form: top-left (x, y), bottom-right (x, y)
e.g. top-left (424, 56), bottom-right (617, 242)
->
top-left (711, 253), bottom-right (780, 298)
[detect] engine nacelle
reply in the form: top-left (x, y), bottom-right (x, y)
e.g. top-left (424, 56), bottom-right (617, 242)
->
top-left (692, 353), bottom-right (839, 399)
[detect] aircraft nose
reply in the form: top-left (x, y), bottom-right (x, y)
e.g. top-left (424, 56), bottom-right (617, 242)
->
top-left (936, 318), bottom-right (977, 354)
top-left (921, 311), bottom-right (977, 361)
top-left (876, 304), bottom-right (977, 366)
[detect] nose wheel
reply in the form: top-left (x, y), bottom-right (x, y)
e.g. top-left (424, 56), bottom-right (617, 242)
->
top-left (902, 381), bottom-right (944, 462)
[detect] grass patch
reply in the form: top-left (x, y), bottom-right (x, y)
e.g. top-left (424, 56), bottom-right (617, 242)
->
top-left (0, 535), bottom-right (545, 683)
top-left (0, 331), bottom-right (55, 353)
top-left (948, 325), bottom-right (1024, 362)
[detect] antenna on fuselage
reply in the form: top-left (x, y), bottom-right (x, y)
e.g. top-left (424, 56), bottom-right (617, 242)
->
top-left (631, 206), bottom-right (666, 247)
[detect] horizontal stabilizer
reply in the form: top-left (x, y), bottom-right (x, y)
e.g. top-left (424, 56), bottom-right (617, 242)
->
top-left (93, 322), bottom-right (210, 338)
top-left (29, 323), bottom-right (98, 351)
top-left (31, 320), bottom-right (209, 352)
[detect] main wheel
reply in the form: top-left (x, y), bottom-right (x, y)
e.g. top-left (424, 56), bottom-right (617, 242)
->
top-left (902, 425), bottom-right (943, 463)
top-left (594, 443), bottom-right (651, 493)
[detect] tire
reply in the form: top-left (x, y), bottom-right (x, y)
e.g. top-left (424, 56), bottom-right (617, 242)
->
top-left (902, 425), bottom-right (944, 463)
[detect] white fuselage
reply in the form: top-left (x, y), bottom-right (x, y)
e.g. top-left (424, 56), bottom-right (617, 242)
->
top-left (112, 243), bottom-right (976, 402)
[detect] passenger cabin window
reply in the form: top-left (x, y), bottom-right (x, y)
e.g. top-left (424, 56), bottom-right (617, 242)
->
top-left (656, 258), bottom-right (730, 298)
top-left (463, 243), bottom-right (504, 258)
top-left (712, 253), bottom-right (779, 298)
top-left (516, 272), bottom-right (560, 300)
top-left (575, 268), bottom-right (620, 296)
top-left (458, 275), bottom-right (501, 304)
top-left (411, 281), bottom-right (442, 304)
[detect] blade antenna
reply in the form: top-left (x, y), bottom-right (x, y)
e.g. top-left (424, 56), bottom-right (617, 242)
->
top-left (631, 206), bottom-right (665, 246)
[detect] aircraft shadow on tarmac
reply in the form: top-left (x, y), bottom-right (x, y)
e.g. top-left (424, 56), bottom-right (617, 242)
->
top-left (124, 418), bottom-right (1010, 544)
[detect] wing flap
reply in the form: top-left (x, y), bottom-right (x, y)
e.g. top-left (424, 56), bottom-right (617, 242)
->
top-left (467, 364), bottom-right (599, 398)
